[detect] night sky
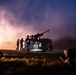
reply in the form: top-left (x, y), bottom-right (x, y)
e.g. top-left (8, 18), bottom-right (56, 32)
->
top-left (0, 0), bottom-right (76, 49)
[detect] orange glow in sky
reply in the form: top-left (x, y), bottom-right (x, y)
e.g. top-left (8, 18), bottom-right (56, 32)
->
top-left (0, 9), bottom-right (35, 50)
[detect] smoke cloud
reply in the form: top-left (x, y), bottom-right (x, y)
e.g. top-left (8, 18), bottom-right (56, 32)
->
top-left (0, 8), bottom-right (36, 49)
top-left (0, 0), bottom-right (76, 49)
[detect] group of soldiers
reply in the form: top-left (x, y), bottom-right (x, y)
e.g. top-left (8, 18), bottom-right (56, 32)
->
top-left (16, 38), bottom-right (23, 51)
top-left (16, 34), bottom-right (53, 52)
top-left (16, 35), bottom-right (39, 51)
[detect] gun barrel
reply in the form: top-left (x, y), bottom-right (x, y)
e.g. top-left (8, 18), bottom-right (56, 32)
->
top-left (33, 30), bottom-right (50, 39)
top-left (42, 30), bottom-right (50, 34)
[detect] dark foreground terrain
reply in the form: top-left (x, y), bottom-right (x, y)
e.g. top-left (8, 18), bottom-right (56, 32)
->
top-left (0, 50), bottom-right (76, 75)
top-left (0, 61), bottom-right (76, 75)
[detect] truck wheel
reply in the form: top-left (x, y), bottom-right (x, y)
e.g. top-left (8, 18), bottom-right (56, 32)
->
top-left (0, 51), bottom-right (3, 58)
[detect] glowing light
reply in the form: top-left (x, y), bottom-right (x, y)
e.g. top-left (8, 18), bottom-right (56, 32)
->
top-left (0, 9), bottom-right (35, 49)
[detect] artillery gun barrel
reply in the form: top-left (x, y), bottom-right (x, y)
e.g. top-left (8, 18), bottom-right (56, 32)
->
top-left (41, 29), bottom-right (50, 34)
top-left (34, 30), bottom-right (50, 39)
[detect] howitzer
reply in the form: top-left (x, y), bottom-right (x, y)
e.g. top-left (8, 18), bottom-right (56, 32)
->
top-left (24, 29), bottom-right (52, 52)
top-left (34, 30), bottom-right (50, 39)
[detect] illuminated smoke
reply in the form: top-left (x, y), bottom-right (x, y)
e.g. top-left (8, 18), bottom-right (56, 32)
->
top-left (0, 8), bottom-right (35, 49)
top-left (0, 0), bottom-right (76, 49)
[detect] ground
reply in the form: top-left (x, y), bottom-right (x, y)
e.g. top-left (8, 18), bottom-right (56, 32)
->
top-left (0, 50), bottom-right (76, 75)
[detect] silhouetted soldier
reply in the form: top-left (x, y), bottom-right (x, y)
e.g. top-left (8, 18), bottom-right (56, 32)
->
top-left (30, 35), bottom-right (35, 43)
top-left (20, 38), bottom-right (24, 51)
top-left (16, 39), bottom-right (20, 51)
top-left (25, 35), bottom-right (30, 47)
top-left (25, 35), bottom-right (30, 51)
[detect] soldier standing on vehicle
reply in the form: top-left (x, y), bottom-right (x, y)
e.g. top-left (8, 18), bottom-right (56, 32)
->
top-left (16, 39), bottom-right (20, 51)
top-left (20, 38), bottom-right (24, 51)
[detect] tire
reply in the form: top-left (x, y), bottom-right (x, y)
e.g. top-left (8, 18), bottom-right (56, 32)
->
top-left (0, 51), bottom-right (3, 58)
